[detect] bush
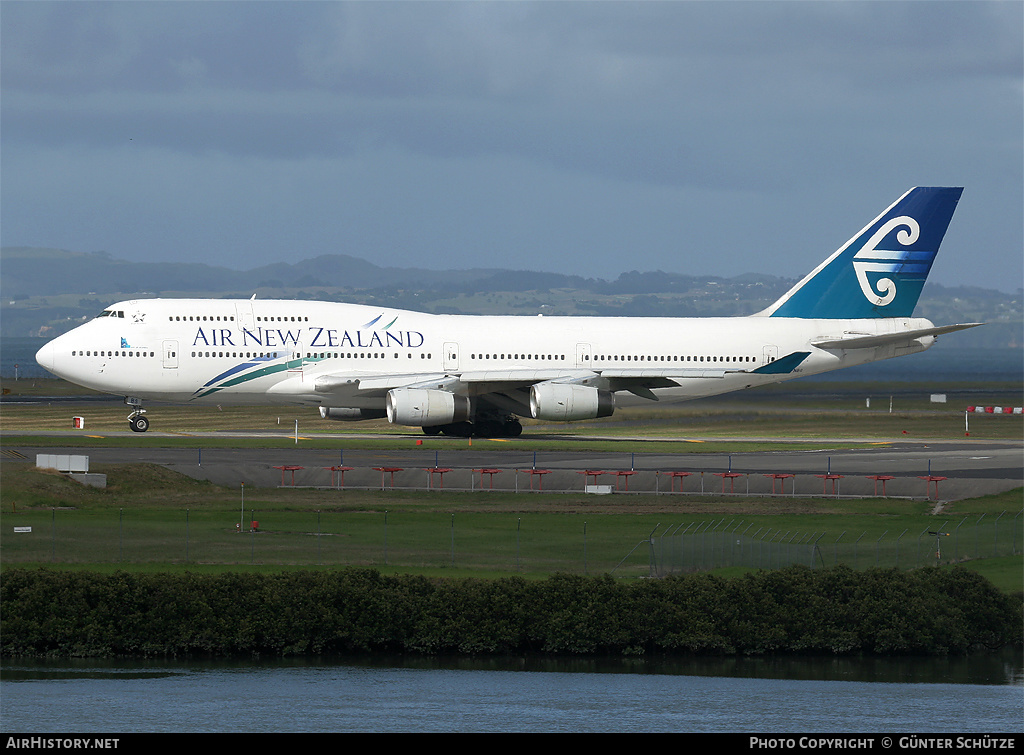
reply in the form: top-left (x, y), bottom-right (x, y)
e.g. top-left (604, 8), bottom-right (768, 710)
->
top-left (2, 566), bottom-right (1019, 659)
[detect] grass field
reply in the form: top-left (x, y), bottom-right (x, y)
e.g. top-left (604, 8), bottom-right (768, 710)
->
top-left (2, 377), bottom-right (1021, 592)
top-left (2, 462), bottom-right (1020, 592)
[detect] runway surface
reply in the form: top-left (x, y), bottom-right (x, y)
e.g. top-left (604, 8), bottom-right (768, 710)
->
top-left (5, 432), bottom-right (1021, 501)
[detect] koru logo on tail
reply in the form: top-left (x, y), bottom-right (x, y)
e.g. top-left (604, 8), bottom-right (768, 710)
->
top-left (852, 215), bottom-right (923, 307)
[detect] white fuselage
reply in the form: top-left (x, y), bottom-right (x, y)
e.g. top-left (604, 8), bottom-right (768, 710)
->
top-left (36, 297), bottom-right (936, 410)
top-left (32, 188), bottom-right (972, 436)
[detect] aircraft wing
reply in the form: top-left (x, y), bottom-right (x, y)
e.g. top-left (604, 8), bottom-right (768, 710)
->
top-left (313, 353), bottom-right (812, 401)
top-left (811, 323), bottom-right (983, 350)
top-left (315, 369), bottom-right (597, 397)
top-left (314, 372), bottom-right (451, 396)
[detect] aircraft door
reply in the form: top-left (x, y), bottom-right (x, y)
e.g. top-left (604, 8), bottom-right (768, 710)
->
top-left (162, 340), bottom-right (179, 369)
top-left (575, 343), bottom-right (592, 368)
top-left (234, 301), bottom-right (255, 332)
top-left (443, 342), bottom-right (460, 371)
top-left (762, 345), bottom-right (778, 366)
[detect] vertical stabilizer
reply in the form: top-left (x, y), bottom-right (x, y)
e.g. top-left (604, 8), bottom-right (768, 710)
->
top-left (759, 187), bottom-right (963, 319)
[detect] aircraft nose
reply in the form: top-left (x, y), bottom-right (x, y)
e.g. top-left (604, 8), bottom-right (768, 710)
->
top-left (35, 340), bottom-right (55, 373)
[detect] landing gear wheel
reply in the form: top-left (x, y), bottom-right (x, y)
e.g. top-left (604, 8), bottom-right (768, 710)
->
top-left (422, 425), bottom-right (442, 436)
top-left (441, 421), bottom-right (474, 438)
top-left (464, 418), bottom-right (524, 438)
top-left (473, 420), bottom-right (501, 438)
top-left (129, 415), bottom-right (150, 433)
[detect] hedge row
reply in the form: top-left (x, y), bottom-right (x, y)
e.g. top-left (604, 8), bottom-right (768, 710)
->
top-left (2, 566), bottom-right (1020, 658)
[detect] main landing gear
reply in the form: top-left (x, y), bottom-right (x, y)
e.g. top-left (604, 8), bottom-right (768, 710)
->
top-left (126, 397), bottom-right (149, 433)
top-left (422, 416), bottom-right (523, 438)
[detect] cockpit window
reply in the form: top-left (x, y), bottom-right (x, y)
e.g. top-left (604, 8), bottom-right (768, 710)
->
top-left (95, 310), bottom-right (125, 319)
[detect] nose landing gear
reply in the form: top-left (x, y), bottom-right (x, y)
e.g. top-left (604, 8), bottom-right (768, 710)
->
top-left (129, 412), bottom-right (149, 433)
top-left (126, 397), bottom-right (149, 433)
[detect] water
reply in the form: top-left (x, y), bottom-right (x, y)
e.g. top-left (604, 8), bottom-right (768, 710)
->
top-left (2, 655), bottom-right (1021, 733)
top-left (804, 345), bottom-right (1023, 384)
top-left (3, 338), bottom-right (1022, 734)
top-left (1, 338), bottom-right (49, 379)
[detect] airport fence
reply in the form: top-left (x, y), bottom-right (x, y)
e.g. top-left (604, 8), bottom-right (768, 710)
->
top-left (185, 462), bottom-right (1007, 501)
top-left (4, 507), bottom-right (1020, 576)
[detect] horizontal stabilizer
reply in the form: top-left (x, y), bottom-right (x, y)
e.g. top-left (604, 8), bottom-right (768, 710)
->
top-left (811, 323), bottom-right (983, 350)
top-left (750, 352), bottom-right (811, 374)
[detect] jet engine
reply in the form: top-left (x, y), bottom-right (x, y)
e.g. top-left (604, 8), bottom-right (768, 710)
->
top-left (386, 388), bottom-right (472, 427)
top-left (529, 382), bottom-right (614, 421)
top-left (319, 406), bottom-right (387, 421)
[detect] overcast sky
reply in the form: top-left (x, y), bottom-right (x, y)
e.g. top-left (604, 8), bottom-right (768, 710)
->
top-left (2, 1), bottom-right (1021, 292)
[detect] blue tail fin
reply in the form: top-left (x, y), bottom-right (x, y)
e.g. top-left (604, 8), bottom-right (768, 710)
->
top-left (761, 187), bottom-right (963, 319)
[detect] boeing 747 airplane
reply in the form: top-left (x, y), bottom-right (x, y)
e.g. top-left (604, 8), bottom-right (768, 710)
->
top-left (35, 187), bottom-right (980, 436)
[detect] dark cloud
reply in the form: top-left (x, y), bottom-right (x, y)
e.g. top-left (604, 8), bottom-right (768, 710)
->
top-left (1, 1), bottom-right (1020, 287)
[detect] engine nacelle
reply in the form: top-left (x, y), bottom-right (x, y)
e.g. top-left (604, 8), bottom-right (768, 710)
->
top-left (319, 406), bottom-right (387, 422)
top-left (529, 382), bottom-right (614, 421)
top-left (386, 388), bottom-right (471, 427)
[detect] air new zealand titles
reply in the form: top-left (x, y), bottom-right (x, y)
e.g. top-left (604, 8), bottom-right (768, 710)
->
top-left (36, 187), bottom-right (981, 437)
